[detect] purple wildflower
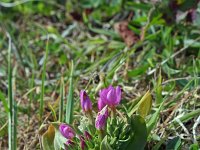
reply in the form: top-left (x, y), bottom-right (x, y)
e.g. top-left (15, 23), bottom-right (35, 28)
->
top-left (95, 106), bottom-right (108, 130)
top-left (97, 98), bottom-right (106, 111)
top-left (59, 124), bottom-right (75, 139)
top-left (99, 85), bottom-right (121, 107)
top-left (80, 90), bottom-right (92, 112)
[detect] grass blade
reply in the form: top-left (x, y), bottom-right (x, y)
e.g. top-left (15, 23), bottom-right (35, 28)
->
top-left (39, 34), bottom-right (49, 122)
top-left (59, 77), bottom-right (64, 122)
top-left (65, 61), bottom-right (74, 124)
top-left (155, 69), bottom-right (163, 105)
top-left (7, 31), bottom-right (17, 150)
top-left (0, 91), bottom-right (9, 113)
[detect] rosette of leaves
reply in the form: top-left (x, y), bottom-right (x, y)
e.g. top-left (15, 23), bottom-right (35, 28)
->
top-left (101, 114), bottom-right (148, 150)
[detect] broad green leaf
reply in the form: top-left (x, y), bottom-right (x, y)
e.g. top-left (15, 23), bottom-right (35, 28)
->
top-left (137, 91), bottom-right (152, 118)
top-left (128, 91), bottom-right (152, 117)
top-left (54, 128), bottom-right (67, 150)
top-left (126, 115), bottom-right (147, 150)
top-left (166, 137), bottom-right (181, 150)
top-left (42, 124), bottom-right (55, 150)
top-left (100, 136), bottom-right (113, 150)
top-left (189, 143), bottom-right (199, 150)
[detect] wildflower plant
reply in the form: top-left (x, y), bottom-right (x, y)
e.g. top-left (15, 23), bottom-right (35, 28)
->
top-left (41, 85), bottom-right (153, 150)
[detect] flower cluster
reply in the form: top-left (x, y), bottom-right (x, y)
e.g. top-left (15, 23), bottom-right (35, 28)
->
top-left (59, 85), bottom-right (121, 149)
top-left (80, 85), bottom-right (121, 129)
top-left (98, 85), bottom-right (121, 109)
top-left (59, 123), bottom-right (91, 149)
top-left (80, 90), bottom-right (92, 112)
top-left (59, 124), bottom-right (75, 147)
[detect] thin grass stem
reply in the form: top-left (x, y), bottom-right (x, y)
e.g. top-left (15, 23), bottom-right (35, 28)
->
top-left (39, 33), bottom-right (49, 123)
top-left (59, 77), bottom-right (64, 122)
top-left (65, 61), bottom-right (74, 124)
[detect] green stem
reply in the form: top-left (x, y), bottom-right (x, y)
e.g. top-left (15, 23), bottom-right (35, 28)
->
top-left (111, 107), bottom-right (116, 119)
top-left (87, 110), bottom-right (94, 125)
top-left (59, 77), bottom-right (64, 122)
top-left (87, 110), bottom-right (96, 134)
top-left (65, 61), bottom-right (74, 124)
top-left (99, 129), bottom-right (105, 141)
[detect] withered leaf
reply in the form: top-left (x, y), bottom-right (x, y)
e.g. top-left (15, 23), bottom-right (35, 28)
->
top-left (114, 21), bottom-right (139, 47)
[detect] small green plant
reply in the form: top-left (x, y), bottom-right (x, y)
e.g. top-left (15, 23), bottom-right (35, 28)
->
top-left (42, 85), bottom-right (152, 150)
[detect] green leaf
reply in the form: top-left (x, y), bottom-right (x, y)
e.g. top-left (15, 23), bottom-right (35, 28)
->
top-left (127, 65), bottom-right (149, 77)
top-left (162, 64), bottom-right (181, 75)
top-left (88, 24), bottom-right (119, 38)
top-left (126, 115), bottom-right (147, 150)
top-left (54, 128), bottom-right (67, 150)
top-left (125, 2), bottom-right (151, 11)
top-left (147, 101), bottom-right (164, 135)
top-left (172, 109), bottom-right (200, 126)
top-left (166, 137), bottom-right (181, 150)
top-left (137, 91), bottom-right (152, 118)
top-left (42, 124), bottom-right (55, 150)
top-left (65, 61), bottom-right (74, 124)
top-left (128, 91), bottom-right (152, 117)
top-left (0, 91), bottom-right (9, 113)
top-left (0, 114), bottom-right (7, 137)
top-left (152, 137), bottom-right (167, 150)
top-left (100, 136), bottom-right (113, 150)
top-left (155, 70), bottom-right (163, 105)
top-left (189, 143), bottom-right (199, 150)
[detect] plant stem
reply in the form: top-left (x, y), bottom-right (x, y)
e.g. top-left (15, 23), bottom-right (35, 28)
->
top-left (99, 129), bottom-right (105, 141)
top-left (7, 31), bottom-right (17, 150)
top-left (59, 77), bottom-right (64, 122)
top-left (39, 34), bottom-right (49, 123)
top-left (65, 61), bottom-right (74, 124)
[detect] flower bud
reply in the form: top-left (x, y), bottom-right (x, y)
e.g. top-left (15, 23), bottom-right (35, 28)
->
top-left (59, 123), bottom-right (75, 139)
top-left (79, 135), bottom-right (86, 150)
top-left (80, 90), bottom-right (92, 112)
top-left (84, 131), bottom-right (92, 140)
top-left (95, 106), bottom-right (108, 130)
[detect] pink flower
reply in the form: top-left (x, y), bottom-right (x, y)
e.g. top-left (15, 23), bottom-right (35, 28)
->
top-left (80, 90), bottom-right (92, 112)
top-left (59, 124), bottom-right (75, 139)
top-left (95, 106), bottom-right (108, 130)
top-left (97, 98), bottom-right (106, 111)
top-left (99, 85), bottom-right (121, 107)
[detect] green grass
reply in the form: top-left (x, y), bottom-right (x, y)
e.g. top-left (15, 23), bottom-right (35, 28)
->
top-left (39, 30), bottom-right (49, 123)
top-left (65, 61), bottom-right (74, 124)
top-left (59, 77), bottom-right (64, 122)
top-left (0, 0), bottom-right (200, 149)
top-left (7, 31), bottom-right (17, 150)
